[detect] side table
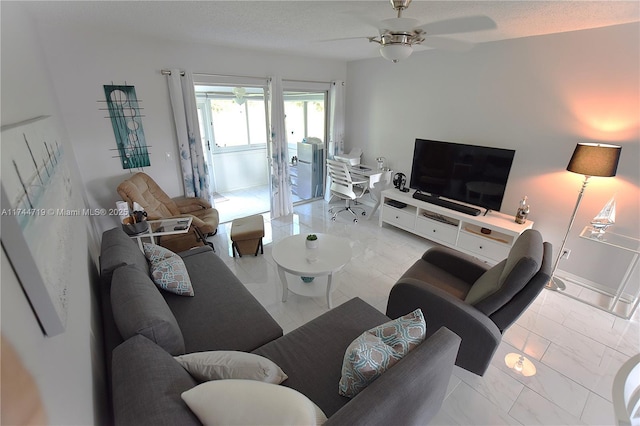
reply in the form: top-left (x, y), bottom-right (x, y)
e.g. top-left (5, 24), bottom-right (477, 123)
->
top-left (576, 226), bottom-right (640, 318)
top-left (129, 217), bottom-right (193, 251)
top-left (271, 233), bottom-right (352, 309)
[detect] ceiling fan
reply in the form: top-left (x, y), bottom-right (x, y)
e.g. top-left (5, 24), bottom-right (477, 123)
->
top-left (367, 0), bottom-right (497, 63)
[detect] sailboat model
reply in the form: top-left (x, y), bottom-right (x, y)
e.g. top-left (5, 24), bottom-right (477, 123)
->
top-left (591, 197), bottom-right (616, 233)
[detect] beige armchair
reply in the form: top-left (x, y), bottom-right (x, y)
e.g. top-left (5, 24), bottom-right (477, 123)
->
top-left (117, 173), bottom-right (219, 252)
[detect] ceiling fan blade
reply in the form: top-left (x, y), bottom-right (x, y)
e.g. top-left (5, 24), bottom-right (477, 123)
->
top-left (418, 15), bottom-right (496, 36)
top-left (379, 17), bottom-right (420, 32)
top-left (422, 36), bottom-right (473, 52)
top-left (317, 36), bottom-right (373, 43)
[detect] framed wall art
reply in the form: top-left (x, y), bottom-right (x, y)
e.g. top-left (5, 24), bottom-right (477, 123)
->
top-left (1, 115), bottom-right (80, 336)
top-left (103, 84), bottom-right (150, 169)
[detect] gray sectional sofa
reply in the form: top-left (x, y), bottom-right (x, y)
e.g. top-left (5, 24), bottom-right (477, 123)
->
top-left (99, 228), bottom-right (461, 425)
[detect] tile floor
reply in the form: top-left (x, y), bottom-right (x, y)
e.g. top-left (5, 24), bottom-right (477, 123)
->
top-left (213, 184), bottom-right (307, 224)
top-left (206, 189), bottom-right (639, 426)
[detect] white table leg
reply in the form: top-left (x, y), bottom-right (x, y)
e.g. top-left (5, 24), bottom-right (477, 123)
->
top-left (326, 273), bottom-right (334, 309)
top-left (278, 266), bottom-right (289, 302)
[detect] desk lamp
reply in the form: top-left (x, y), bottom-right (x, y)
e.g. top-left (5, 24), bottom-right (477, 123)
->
top-left (547, 143), bottom-right (622, 291)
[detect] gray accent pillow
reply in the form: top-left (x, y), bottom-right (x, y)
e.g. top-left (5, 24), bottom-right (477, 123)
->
top-left (465, 230), bottom-right (543, 306)
top-left (111, 264), bottom-right (185, 355)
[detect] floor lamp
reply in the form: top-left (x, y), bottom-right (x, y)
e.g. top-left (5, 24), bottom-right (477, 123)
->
top-left (547, 143), bottom-right (622, 291)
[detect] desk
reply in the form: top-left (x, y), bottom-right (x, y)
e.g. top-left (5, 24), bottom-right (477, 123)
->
top-left (577, 226), bottom-right (640, 318)
top-left (348, 165), bottom-right (393, 219)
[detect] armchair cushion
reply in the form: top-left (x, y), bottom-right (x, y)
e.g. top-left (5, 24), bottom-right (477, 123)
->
top-left (465, 229), bottom-right (543, 311)
top-left (117, 173), bottom-right (181, 219)
top-left (173, 196), bottom-right (212, 212)
top-left (400, 252), bottom-right (474, 300)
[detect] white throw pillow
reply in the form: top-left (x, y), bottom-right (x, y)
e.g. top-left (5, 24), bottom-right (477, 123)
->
top-left (174, 351), bottom-right (288, 384)
top-left (182, 380), bottom-right (327, 426)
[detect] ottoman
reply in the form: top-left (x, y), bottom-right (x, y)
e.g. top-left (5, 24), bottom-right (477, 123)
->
top-left (230, 215), bottom-right (265, 257)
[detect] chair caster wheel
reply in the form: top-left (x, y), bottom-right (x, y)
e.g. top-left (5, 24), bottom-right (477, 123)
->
top-left (331, 217), bottom-right (336, 221)
top-left (353, 219), bottom-right (358, 223)
top-left (362, 212), bottom-right (366, 216)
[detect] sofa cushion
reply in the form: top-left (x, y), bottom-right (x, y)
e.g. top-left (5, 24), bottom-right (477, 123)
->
top-left (144, 243), bottom-right (194, 296)
top-left (112, 335), bottom-right (199, 426)
top-left (339, 308), bottom-right (426, 397)
top-left (174, 351), bottom-right (288, 384)
top-left (252, 297), bottom-right (391, 417)
top-left (181, 380), bottom-right (327, 426)
top-left (111, 264), bottom-right (185, 355)
top-left (100, 227), bottom-right (149, 285)
top-left (162, 250), bottom-right (283, 353)
top-left (465, 230), bottom-right (543, 308)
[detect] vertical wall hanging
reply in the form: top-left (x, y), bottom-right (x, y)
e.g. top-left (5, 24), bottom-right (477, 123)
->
top-left (102, 84), bottom-right (150, 169)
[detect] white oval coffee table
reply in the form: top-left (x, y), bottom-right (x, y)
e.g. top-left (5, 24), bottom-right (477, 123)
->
top-left (272, 233), bottom-right (352, 309)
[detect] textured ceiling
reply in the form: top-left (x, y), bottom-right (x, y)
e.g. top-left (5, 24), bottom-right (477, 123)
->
top-left (22, 1), bottom-right (640, 61)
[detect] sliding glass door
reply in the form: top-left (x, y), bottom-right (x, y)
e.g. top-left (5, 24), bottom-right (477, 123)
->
top-left (283, 84), bottom-right (329, 203)
top-left (194, 82), bottom-right (270, 223)
top-left (192, 77), bottom-right (330, 222)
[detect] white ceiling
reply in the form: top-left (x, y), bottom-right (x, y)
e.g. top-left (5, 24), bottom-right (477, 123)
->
top-left (22, 1), bottom-right (640, 62)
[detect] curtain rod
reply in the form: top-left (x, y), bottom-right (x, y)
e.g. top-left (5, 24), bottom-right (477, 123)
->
top-left (160, 69), bottom-right (185, 76)
top-left (161, 70), bottom-right (332, 85)
top-left (283, 78), bottom-right (332, 85)
top-left (193, 72), bottom-right (265, 80)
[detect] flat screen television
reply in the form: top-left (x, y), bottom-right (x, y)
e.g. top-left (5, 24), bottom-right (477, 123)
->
top-left (409, 139), bottom-right (515, 213)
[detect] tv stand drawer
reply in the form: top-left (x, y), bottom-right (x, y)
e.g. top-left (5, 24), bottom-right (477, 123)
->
top-left (382, 206), bottom-right (416, 229)
top-left (457, 232), bottom-right (510, 261)
top-left (415, 217), bottom-right (458, 245)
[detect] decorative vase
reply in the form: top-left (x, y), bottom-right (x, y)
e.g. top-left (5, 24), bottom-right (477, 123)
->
top-left (305, 239), bottom-right (318, 249)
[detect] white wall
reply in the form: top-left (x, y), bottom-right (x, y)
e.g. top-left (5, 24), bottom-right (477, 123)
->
top-left (346, 23), bottom-right (639, 292)
top-left (1, 3), bottom-right (105, 424)
top-left (30, 21), bottom-right (346, 232)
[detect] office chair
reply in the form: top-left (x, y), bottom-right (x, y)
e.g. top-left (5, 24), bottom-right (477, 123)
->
top-left (367, 170), bottom-right (393, 220)
top-left (326, 159), bottom-right (369, 223)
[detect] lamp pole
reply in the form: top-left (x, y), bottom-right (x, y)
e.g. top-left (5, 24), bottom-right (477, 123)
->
top-left (547, 175), bottom-right (590, 291)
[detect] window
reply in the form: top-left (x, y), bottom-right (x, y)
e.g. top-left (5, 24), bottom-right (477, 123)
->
top-left (195, 85), bottom-right (267, 152)
top-left (283, 91), bottom-right (326, 144)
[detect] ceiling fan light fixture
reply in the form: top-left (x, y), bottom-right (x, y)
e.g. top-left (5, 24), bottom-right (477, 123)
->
top-left (380, 43), bottom-right (413, 63)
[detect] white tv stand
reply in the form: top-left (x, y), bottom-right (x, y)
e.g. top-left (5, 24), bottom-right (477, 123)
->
top-left (379, 189), bottom-right (533, 264)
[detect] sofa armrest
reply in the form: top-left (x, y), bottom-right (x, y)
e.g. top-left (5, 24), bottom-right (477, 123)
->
top-left (421, 246), bottom-right (490, 283)
top-left (173, 196), bottom-right (212, 213)
top-left (386, 277), bottom-right (502, 376)
top-left (325, 327), bottom-right (461, 426)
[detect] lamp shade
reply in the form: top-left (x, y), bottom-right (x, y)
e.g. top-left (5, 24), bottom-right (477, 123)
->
top-left (380, 44), bottom-right (413, 63)
top-left (567, 143), bottom-right (621, 177)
